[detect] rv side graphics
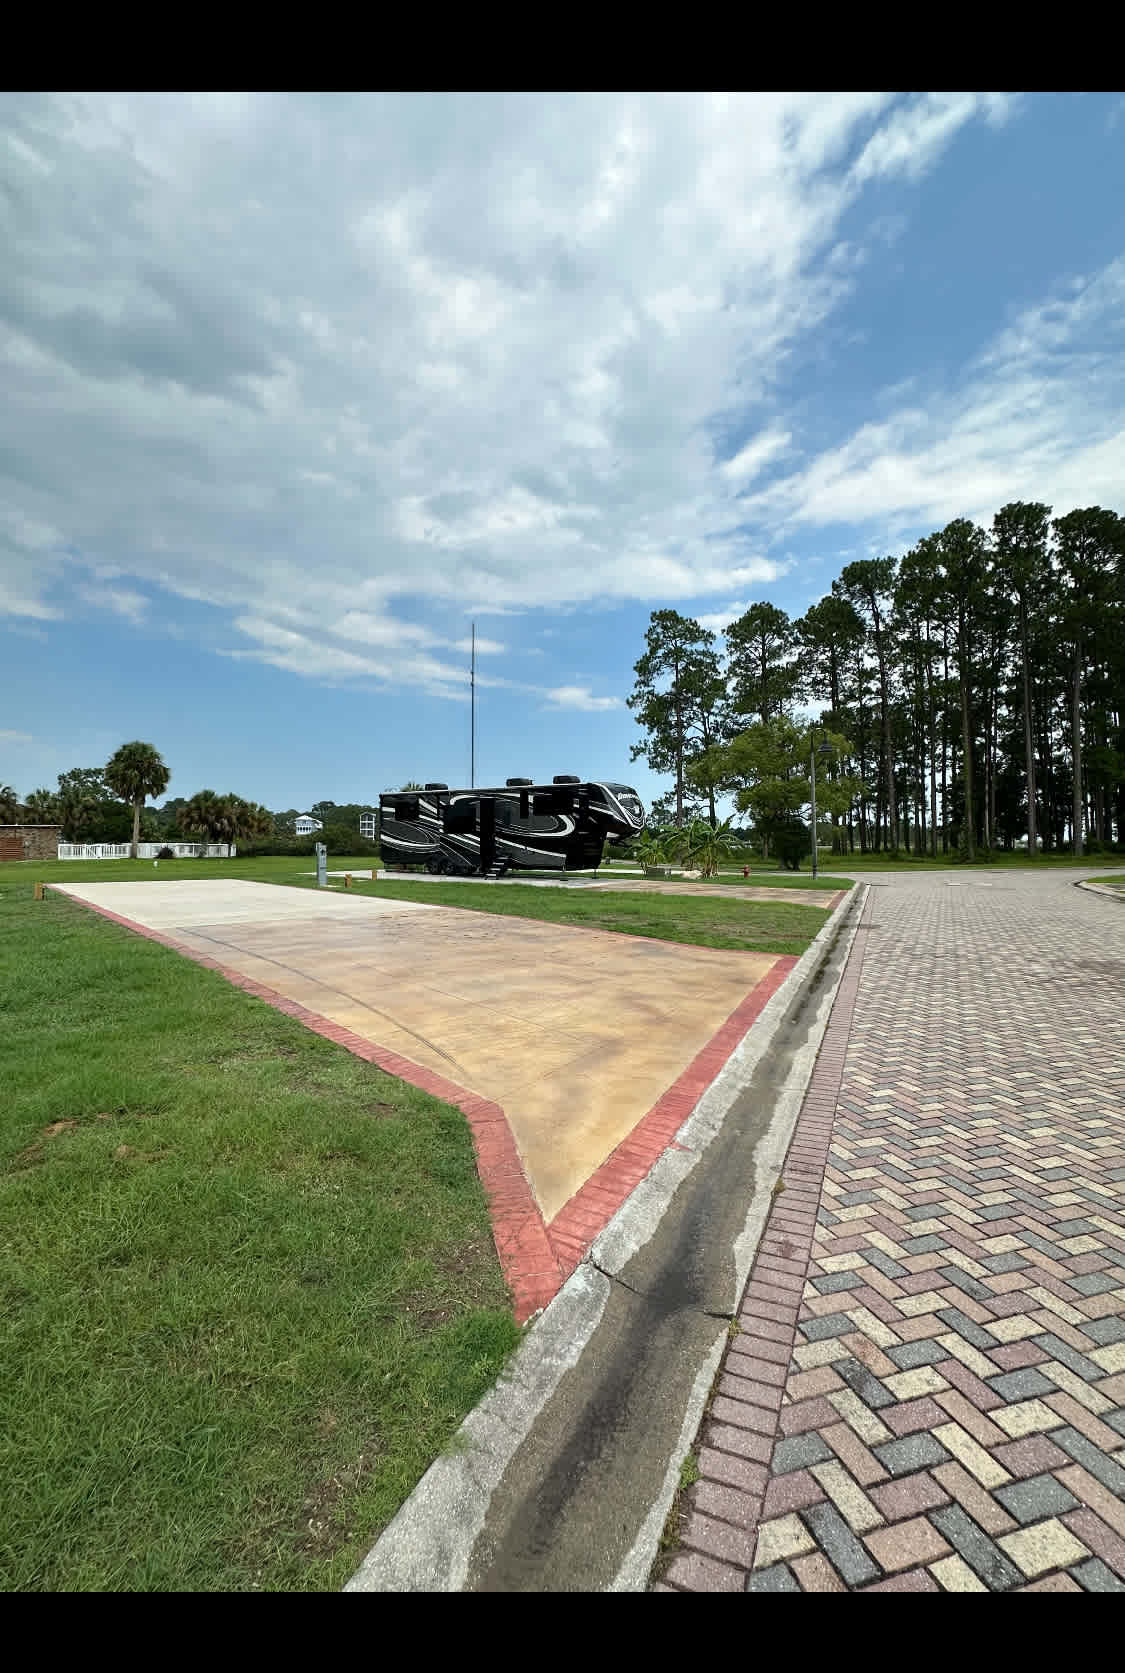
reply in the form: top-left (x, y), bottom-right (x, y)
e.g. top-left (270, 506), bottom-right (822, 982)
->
top-left (377, 778), bottom-right (646, 875)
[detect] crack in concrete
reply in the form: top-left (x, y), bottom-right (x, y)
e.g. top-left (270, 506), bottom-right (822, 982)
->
top-left (587, 1256), bottom-right (737, 1320)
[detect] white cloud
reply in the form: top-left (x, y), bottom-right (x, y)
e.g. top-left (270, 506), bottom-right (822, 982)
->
top-left (0, 91), bottom-right (1023, 692)
top-left (451, 635), bottom-right (505, 656)
top-left (77, 583), bottom-right (149, 623)
top-left (0, 577), bottom-right (60, 620)
top-left (741, 255), bottom-right (1125, 538)
top-left (720, 427), bottom-right (791, 484)
top-left (227, 609), bottom-right (604, 712)
top-left (544, 685), bottom-right (621, 712)
top-left (850, 92), bottom-right (1016, 185)
top-left (696, 600), bottom-right (753, 633)
top-left (0, 728), bottom-right (34, 744)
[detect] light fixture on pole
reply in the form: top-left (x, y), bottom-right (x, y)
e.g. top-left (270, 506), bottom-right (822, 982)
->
top-left (810, 734), bottom-right (834, 881)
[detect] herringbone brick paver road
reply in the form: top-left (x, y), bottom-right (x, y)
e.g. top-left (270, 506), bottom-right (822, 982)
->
top-left (659, 872), bottom-right (1125, 1594)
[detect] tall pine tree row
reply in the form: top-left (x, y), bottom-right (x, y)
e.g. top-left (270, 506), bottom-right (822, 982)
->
top-left (629, 503), bottom-right (1125, 851)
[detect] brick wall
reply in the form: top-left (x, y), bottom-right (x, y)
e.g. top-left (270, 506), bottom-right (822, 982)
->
top-left (0, 825), bottom-right (62, 861)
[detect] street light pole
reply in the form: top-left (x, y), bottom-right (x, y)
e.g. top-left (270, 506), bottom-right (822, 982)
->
top-left (810, 733), bottom-right (819, 881)
top-left (810, 735), bottom-right (836, 879)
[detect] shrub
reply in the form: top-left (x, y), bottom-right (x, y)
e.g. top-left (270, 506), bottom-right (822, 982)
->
top-left (766, 817), bottom-right (812, 871)
top-left (155, 845), bottom-right (176, 860)
top-left (233, 838), bottom-right (318, 858)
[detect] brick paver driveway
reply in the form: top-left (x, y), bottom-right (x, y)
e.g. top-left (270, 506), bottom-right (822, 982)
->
top-left (660, 871), bottom-right (1125, 1594)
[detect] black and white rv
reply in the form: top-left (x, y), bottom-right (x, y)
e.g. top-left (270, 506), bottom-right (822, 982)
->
top-left (377, 778), bottom-right (646, 877)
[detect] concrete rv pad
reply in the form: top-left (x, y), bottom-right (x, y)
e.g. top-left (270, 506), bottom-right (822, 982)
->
top-left (54, 879), bottom-right (795, 1313)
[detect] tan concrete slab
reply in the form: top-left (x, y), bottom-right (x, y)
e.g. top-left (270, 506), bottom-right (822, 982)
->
top-left (58, 878), bottom-right (435, 928)
top-left (58, 878), bottom-right (782, 1222)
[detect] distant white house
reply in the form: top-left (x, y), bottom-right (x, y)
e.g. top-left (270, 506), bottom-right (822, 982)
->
top-left (359, 811), bottom-right (377, 839)
top-left (294, 815), bottom-right (323, 835)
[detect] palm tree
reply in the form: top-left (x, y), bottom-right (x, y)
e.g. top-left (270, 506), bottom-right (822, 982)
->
top-left (23, 788), bottom-right (61, 824)
top-left (182, 789), bottom-right (226, 853)
top-left (57, 786), bottom-right (101, 842)
top-left (242, 800), bottom-right (274, 844)
top-left (104, 742), bottom-right (171, 859)
top-left (400, 781), bottom-right (424, 791)
top-left (0, 784), bottom-right (22, 822)
top-left (636, 825), bottom-right (688, 870)
top-left (683, 815), bottom-right (741, 877)
top-left (217, 794), bottom-right (274, 857)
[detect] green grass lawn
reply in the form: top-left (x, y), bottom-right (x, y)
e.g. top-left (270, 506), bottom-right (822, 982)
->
top-left (823, 850), bottom-right (1125, 870)
top-left (0, 849), bottom-right (838, 1590)
top-left (0, 880), bottom-right (519, 1592)
top-left (318, 876), bottom-right (830, 957)
top-left (2, 853), bottom-right (378, 888)
top-left (657, 872), bottom-right (854, 890)
top-left (1094, 874), bottom-right (1125, 889)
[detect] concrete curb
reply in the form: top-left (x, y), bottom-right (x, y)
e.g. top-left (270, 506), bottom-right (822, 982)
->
top-left (1075, 877), bottom-right (1125, 902)
top-left (344, 882), bottom-right (870, 1593)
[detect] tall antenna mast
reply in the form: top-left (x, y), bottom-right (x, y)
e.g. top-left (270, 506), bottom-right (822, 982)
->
top-left (470, 621), bottom-right (476, 788)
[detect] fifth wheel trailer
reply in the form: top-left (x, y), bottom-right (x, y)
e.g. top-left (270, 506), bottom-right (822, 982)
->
top-left (377, 777), bottom-right (646, 877)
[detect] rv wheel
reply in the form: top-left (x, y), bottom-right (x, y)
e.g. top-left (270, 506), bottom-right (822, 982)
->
top-left (426, 853), bottom-right (447, 874)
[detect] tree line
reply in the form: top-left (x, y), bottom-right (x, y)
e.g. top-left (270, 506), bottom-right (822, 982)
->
top-left (0, 743), bottom-right (350, 857)
top-left (629, 503), bottom-right (1125, 858)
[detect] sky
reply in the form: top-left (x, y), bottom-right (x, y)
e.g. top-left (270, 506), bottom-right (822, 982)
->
top-left (2, 91), bottom-right (1124, 817)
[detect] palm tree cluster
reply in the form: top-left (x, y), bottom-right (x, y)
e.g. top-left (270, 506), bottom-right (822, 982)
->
top-left (4, 744), bottom-right (274, 858)
top-left (179, 790), bottom-right (274, 856)
top-left (636, 816), bottom-right (742, 876)
top-left (630, 502), bottom-right (1125, 857)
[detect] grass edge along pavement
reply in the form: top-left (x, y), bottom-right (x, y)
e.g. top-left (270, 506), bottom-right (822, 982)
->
top-left (0, 882), bottom-right (520, 1593)
top-left (7, 849), bottom-right (855, 895)
top-left (823, 851), bottom-right (1125, 871)
top-left (299, 873), bottom-right (839, 959)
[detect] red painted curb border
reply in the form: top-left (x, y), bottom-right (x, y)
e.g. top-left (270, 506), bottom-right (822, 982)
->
top-left (548, 956), bottom-right (797, 1276)
top-left (49, 885), bottom-right (799, 1325)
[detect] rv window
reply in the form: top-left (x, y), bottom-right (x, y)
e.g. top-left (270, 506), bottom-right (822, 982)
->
top-left (390, 797), bottom-right (419, 820)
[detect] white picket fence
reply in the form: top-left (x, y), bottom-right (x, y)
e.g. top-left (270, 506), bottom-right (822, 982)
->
top-left (57, 842), bottom-right (234, 860)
